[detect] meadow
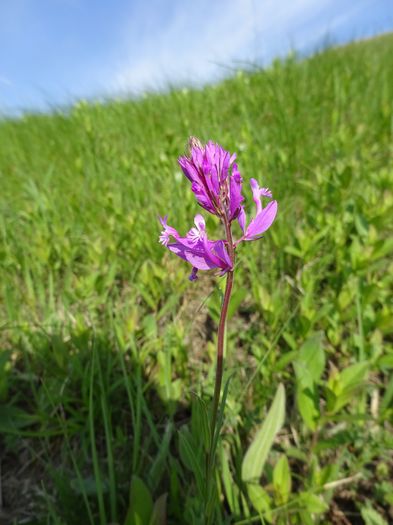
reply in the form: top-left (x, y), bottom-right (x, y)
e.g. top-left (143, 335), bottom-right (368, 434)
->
top-left (0, 33), bottom-right (392, 525)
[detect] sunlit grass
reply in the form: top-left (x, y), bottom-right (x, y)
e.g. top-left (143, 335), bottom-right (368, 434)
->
top-left (0, 33), bottom-right (392, 524)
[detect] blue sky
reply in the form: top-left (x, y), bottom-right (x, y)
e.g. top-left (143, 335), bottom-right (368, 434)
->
top-left (0, 0), bottom-right (392, 114)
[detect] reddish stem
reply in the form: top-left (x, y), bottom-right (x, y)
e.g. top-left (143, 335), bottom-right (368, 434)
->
top-left (209, 216), bottom-right (235, 460)
top-left (210, 270), bottom-right (234, 439)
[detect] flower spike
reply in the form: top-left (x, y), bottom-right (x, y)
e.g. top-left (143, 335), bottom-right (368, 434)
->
top-left (178, 137), bottom-right (244, 221)
top-left (160, 138), bottom-right (277, 279)
top-left (158, 137), bottom-right (278, 499)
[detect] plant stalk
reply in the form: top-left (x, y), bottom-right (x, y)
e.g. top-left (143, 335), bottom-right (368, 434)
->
top-left (209, 216), bottom-right (235, 464)
top-left (209, 269), bottom-right (233, 447)
top-left (205, 216), bottom-right (235, 524)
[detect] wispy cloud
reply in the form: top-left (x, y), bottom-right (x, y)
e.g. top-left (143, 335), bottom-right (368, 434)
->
top-left (111, 0), bottom-right (356, 94)
top-left (0, 75), bottom-right (12, 87)
top-left (0, 0), bottom-right (391, 112)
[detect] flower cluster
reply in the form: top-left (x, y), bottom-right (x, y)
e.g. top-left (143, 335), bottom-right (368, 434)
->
top-left (159, 138), bottom-right (277, 280)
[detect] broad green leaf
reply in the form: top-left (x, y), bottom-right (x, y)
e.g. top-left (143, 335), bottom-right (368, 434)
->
top-left (299, 492), bottom-right (329, 514)
top-left (293, 335), bottom-right (324, 429)
top-left (318, 463), bottom-right (341, 486)
top-left (361, 504), bottom-right (389, 525)
top-left (294, 333), bottom-right (325, 387)
top-left (328, 361), bottom-right (369, 413)
top-left (378, 354), bottom-right (393, 369)
top-left (325, 386), bottom-right (338, 413)
top-left (178, 427), bottom-right (201, 474)
top-left (247, 484), bottom-right (272, 521)
top-left (149, 493), bottom-right (167, 525)
top-left (296, 387), bottom-right (320, 431)
top-left (297, 510), bottom-right (315, 525)
top-left (282, 332), bottom-right (298, 350)
top-left (340, 361), bottom-right (369, 390)
top-left (124, 476), bottom-right (153, 525)
top-left (273, 454), bottom-right (292, 504)
top-left (242, 384), bottom-right (286, 483)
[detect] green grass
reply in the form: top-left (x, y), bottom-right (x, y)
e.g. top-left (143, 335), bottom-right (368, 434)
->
top-left (0, 33), bottom-right (392, 524)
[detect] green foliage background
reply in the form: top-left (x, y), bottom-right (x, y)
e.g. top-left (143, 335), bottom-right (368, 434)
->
top-left (0, 34), bottom-right (392, 524)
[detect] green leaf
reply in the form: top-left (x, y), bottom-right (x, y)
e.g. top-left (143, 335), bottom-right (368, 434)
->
top-left (148, 423), bottom-right (172, 491)
top-left (294, 333), bottom-right (325, 387)
top-left (328, 361), bottom-right (369, 413)
top-left (178, 426), bottom-right (204, 495)
top-left (285, 246), bottom-right (303, 258)
top-left (299, 492), bottom-right (329, 514)
top-left (0, 350), bottom-right (12, 369)
top-left (149, 493), bottom-right (167, 525)
top-left (142, 314), bottom-right (157, 339)
top-left (157, 293), bottom-right (180, 320)
top-left (378, 354), bottom-right (393, 369)
top-left (273, 455), bottom-right (292, 504)
top-left (227, 287), bottom-right (248, 320)
top-left (124, 476), bottom-right (153, 525)
top-left (70, 476), bottom-right (107, 496)
top-left (285, 447), bottom-right (308, 463)
top-left (220, 445), bottom-right (241, 515)
top-left (247, 484), bottom-right (272, 521)
top-left (241, 384), bottom-right (286, 483)
top-left (361, 504), bottom-right (389, 525)
top-left (371, 238), bottom-right (393, 262)
top-left (191, 394), bottom-right (211, 452)
top-left (0, 405), bottom-right (38, 432)
top-left (297, 510), bottom-right (315, 525)
top-left (381, 375), bottom-right (393, 413)
top-left (340, 361), bottom-right (369, 390)
top-left (210, 374), bottom-right (233, 464)
top-left (293, 334), bottom-right (325, 430)
top-left (296, 387), bottom-right (319, 431)
top-left (274, 350), bottom-right (298, 371)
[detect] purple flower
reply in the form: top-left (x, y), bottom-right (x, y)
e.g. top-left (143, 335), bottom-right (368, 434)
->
top-left (159, 138), bottom-right (277, 280)
top-left (159, 214), bottom-right (233, 281)
top-left (178, 138), bottom-right (244, 221)
top-left (237, 178), bottom-right (278, 241)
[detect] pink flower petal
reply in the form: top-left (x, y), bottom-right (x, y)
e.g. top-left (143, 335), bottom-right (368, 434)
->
top-left (167, 243), bottom-right (217, 270)
top-left (245, 200), bottom-right (278, 240)
top-left (238, 206), bottom-right (247, 233)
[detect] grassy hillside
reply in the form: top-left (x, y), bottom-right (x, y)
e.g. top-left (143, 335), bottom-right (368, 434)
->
top-left (0, 34), bottom-right (392, 524)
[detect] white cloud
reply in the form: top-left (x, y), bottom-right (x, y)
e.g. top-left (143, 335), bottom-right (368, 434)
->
top-left (111, 0), bottom-right (341, 94)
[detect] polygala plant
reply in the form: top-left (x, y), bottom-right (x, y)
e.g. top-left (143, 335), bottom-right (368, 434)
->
top-left (159, 137), bottom-right (278, 514)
